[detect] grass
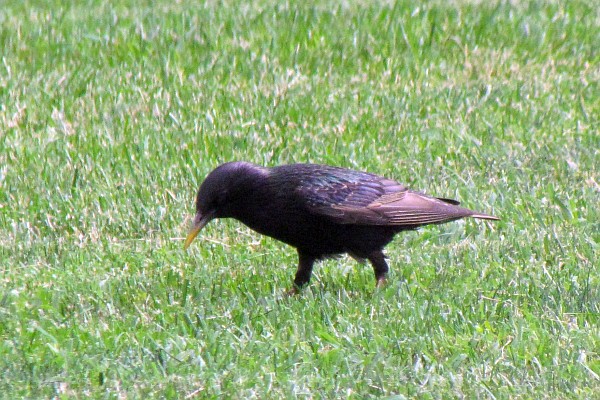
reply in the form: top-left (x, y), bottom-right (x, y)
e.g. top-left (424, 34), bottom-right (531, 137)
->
top-left (1, 0), bottom-right (598, 397)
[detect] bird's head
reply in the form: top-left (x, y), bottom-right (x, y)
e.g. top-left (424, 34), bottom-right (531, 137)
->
top-left (184, 161), bottom-right (267, 249)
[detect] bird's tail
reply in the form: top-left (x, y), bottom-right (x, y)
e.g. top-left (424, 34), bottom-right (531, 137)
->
top-left (470, 212), bottom-right (500, 221)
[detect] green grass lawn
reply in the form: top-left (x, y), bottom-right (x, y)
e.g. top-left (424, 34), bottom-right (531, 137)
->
top-left (1, 0), bottom-right (598, 397)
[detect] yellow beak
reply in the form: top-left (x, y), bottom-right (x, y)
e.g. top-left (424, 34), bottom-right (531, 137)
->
top-left (183, 213), bottom-right (213, 249)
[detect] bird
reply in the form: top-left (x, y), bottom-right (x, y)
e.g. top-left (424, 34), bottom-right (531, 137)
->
top-left (184, 161), bottom-right (499, 291)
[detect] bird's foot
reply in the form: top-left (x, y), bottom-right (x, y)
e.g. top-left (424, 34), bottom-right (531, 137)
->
top-left (285, 285), bottom-right (303, 297)
top-left (376, 277), bottom-right (387, 288)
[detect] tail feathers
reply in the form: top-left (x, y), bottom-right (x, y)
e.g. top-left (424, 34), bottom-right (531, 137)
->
top-left (436, 197), bottom-right (461, 206)
top-left (436, 197), bottom-right (499, 220)
top-left (470, 213), bottom-right (500, 221)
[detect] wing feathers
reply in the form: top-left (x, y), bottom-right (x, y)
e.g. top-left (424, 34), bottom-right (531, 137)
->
top-left (363, 191), bottom-right (479, 226)
top-left (317, 189), bottom-right (494, 227)
top-left (329, 190), bottom-right (495, 226)
top-left (291, 165), bottom-right (498, 226)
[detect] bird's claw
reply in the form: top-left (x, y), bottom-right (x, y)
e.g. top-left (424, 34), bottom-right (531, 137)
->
top-left (285, 285), bottom-right (302, 296)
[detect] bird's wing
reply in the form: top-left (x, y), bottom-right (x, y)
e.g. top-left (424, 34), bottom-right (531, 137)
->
top-left (296, 170), bottom-right (473, 226)
top-left (359, 190), bottom-right (474, 225)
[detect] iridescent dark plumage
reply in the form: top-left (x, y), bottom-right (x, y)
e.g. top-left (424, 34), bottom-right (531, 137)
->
top-left (185, 161), bottom-right (499, 290)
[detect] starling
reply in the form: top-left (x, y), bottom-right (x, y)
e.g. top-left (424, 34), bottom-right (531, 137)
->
top-left (184, 162), bottom-right (499, 290)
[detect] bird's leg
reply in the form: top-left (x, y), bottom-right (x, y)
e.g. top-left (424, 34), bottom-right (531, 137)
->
top-left (368, 250), bottom-right (389, 288)
top-left (288, 250), bottom-right (316, 294)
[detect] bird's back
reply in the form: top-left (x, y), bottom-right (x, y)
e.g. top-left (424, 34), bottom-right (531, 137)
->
top-left (270, 163), bottom-right (498, 228)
